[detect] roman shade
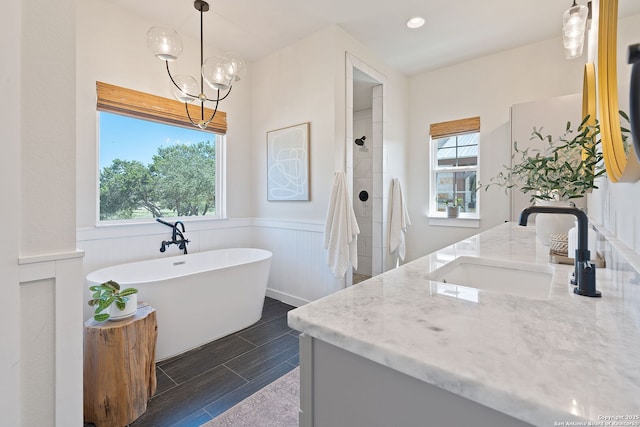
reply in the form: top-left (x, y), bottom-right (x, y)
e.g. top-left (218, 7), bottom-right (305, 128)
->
top-left (430, 116), bottom-right (480, 139)
top-left (96, 81), bottom-right (227, 134)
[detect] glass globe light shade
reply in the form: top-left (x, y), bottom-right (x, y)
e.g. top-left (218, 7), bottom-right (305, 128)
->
top-left (202, 56), bottom-right (232, 91)
top-left (171, 75), bottom-right (199, 103)
top-left (563, 32), bottom-right (584, 59)
top-left (146, 27), bottom-right (183, 61)
top-left (562, 5), bottom-right (588, 38)
top-left (223, 52), bottom-right (246, 82)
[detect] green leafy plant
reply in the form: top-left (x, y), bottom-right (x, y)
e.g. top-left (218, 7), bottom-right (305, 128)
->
top-left (476, 115), bottom-right (609, 203)
top-left (445, 197), bottom-right (464, 208)
top-left (88, 280), bottom-right (138, 322)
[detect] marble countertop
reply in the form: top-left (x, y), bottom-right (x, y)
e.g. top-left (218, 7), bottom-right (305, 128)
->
top-left (288, 222), bottom-right (640, 426)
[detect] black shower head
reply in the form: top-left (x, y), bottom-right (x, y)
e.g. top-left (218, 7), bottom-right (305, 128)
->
top-left (355, 136), bottom-right (366, 146)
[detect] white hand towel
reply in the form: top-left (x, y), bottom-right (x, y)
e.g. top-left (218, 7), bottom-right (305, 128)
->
top-left (323, 171), bottom-right (360, 278)
top-left (388, 177), bottom-right (411, 261)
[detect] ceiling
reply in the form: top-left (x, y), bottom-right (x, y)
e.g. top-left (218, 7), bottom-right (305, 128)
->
top-left (110, 0), bottom-right (640, 76)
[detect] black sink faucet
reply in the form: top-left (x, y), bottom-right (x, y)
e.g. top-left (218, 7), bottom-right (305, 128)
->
top-left (518, 206), bottom-right (600, 298)
top-left (156, 218), bottom-right (190, 254)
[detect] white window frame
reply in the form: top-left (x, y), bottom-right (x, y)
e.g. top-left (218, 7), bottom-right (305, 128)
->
top-left (95, 81), bottom-right (228, 225)
top-left (428, 117), bottom-right (481, 227)
top-left (96, 112), bottom-right (226, 225)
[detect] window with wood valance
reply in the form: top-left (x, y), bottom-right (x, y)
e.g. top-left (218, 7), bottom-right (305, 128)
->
top-left (96, 81), bottom-right (227, 134)
top-left (429, 116), bottom-right (481, 220)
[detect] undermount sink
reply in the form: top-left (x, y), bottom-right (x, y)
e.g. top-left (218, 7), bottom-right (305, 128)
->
top-left (425, 256), bottom-right (554, 300)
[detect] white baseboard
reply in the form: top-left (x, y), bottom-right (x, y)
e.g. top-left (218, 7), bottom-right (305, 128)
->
top-left (266, 288), bottom-right (310, 308)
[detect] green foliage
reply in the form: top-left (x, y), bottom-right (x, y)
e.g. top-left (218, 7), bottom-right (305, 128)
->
top-left (445, 197), bottom-right (463, 207)
top-left (151, 141), bottom-right (216, 216)
top-left (99, 140), bottom-right (216, 220)
top-left (476, 115), bottom-right (610, 203)
top-left (88, 280), bottom-right (138, 322)
top-left (100, 159), bottom-right (160, 220)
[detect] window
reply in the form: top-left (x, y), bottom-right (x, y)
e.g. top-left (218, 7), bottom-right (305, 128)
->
top-left (96, 82), bottom-right (226, 222)
top-left (429, 117), bottom-right (480, 218)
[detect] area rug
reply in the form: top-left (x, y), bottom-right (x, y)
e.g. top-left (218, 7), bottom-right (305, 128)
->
top-left (201, 367), bottom-right (299, 427)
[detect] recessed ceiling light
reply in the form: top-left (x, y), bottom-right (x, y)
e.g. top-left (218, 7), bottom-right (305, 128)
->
top-left (406, 16), bottom-right (425, 29)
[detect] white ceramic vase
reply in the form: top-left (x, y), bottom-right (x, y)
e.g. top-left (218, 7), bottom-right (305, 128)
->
top-left (534, 200), bottom-right (576, 246)
top-left (109, 293), bottom-right (138, 321)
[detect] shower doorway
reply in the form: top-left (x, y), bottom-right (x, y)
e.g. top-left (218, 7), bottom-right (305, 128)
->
top-left (346, 53), bottom-right (386, 285)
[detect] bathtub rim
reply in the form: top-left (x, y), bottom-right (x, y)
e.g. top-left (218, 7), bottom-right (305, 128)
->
top-left (86, 247), bottom-right (273, 287)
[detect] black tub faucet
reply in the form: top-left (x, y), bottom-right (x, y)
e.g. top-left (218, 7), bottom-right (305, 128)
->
top-left (156, 218), bottom-right (190, 255)
top-left (518, 206), bottom-right (600, 298)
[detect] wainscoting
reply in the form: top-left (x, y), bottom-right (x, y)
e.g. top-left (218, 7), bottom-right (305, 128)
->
top-left (252, 219), bottom-right (343, 305)
top-left (19, 250), bottom-right (85, 426)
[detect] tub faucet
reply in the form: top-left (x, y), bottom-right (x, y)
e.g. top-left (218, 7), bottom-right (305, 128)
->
top-left (518, 206), bottom-right (600, 298)
top-left (156, 218), bottom-right (190, 254)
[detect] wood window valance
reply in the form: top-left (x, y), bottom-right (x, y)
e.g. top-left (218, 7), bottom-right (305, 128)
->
top-left (430, 116), bottom-right (480, 139)
top-left (96, 81), bottom-right (227, 134)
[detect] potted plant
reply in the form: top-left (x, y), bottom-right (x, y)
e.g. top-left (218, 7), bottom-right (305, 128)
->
top-left (477, 116), bottom-right (608, 202)
top-left (445, 198), bottom-right (464, 218)
top-left (88, 280), bottom-right (138, 322)
top-left (476, 115), bottom-right (609, 243)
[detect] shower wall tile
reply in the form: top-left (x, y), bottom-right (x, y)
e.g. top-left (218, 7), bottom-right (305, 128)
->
top-left (353, 108), bottom-right (373, 276)
top-left (348, 55), bottom-right (388, 278)
top-left (372, 222), bottom-right (382, 249)
top-left (372, 122), bottom-right (383, 149)
top-left (354, 177), bottom-right (370, 192)
top-left (352, 200), bottom-right (366, 218)
top-left (372, 148), bottom-right (382, 174)
top-left (373, 101), bottom-right (383, 123)
top-left (353, 158), bottom-right (371, 177)
top-left (356, 236), bottom-right (368, 256)
top-left (358, 217), bottom-right (372, 237)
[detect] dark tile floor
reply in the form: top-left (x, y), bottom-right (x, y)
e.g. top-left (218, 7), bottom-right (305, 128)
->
top-left (89, 297), bottom-right (298, 427)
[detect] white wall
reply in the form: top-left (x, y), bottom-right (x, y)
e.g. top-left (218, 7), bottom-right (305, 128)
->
top-left (250, 25), bottom-right (408, 300)
top-left (1, 0), bottom-right (22, 424)
top-left (251, 27), bottom-right (337, 221)
top-left (1, 0), bottom-right (84, 425)
top-left (406, 36), bottom-right (585, 261)
top-left (251, 25), bottom-right (408, 224)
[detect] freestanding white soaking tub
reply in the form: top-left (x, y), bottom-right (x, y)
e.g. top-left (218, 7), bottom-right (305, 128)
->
top-left (86, 248), bottom-right (273, 360)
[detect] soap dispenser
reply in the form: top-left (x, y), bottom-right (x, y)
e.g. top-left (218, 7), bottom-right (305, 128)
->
top-left (567, 221), bottom-right (596, 261)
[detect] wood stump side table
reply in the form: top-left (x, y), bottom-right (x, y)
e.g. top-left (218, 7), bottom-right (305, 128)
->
top-left (83, 305), bottom-right (158, 427)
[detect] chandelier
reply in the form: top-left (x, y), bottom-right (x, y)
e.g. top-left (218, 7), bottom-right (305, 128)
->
top-left (562, 0), bottom-right (589, 59)
top-left (146, 0), bottom-right (245, 129)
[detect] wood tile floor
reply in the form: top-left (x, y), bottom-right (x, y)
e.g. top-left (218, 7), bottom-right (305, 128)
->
top-left (86, 297), bottom-right (299, 427)
top-left (353, 273), bottom-right (371, 284)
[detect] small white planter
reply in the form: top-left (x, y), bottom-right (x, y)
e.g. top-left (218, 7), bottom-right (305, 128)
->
top-left (534, 200), bottom-right (576, 246)
top-left (109, 293), bottom-right (138, 321)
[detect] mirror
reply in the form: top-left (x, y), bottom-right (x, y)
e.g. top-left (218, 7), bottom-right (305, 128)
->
top-left (630, 44), bottom-right (640, 160)
top-left (596, 0), bottom-right (640, 182)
